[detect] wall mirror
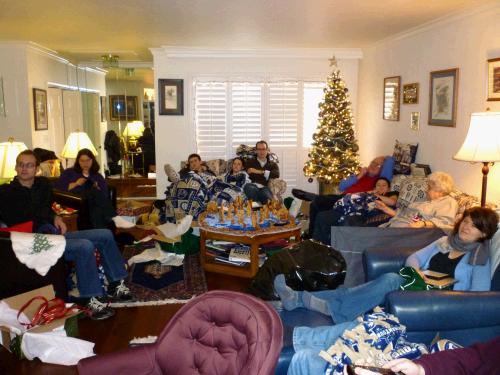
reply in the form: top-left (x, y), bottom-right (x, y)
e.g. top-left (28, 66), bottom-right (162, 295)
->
top-left (383, 76), bottom-right (401, 121)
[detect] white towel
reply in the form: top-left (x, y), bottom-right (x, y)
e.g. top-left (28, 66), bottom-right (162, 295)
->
top-left (10, 232), bottom-right (66, 276)
top-left (128, 242), bottom-right (184, 267)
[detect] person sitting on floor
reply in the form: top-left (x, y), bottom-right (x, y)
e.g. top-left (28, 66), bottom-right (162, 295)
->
top-left (55, 148), bottom-right (134, 229)
top-left (0, 149), bottom-right (135, 320)
top-left (313, 177), bottom-right (398, 244)
top-left (293, 155), bottom-right (394, 238)
top-left (275, 207), bottom-right (498, 374)
top-left (244, 140), bottom-right (280, 204)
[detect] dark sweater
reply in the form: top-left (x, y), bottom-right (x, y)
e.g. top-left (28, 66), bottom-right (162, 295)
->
top-left (414, 336), bottom-right (500, 375)
top-left (0, 177), bottom-right (55, 230)
top-left (245, 158), bottom-right (280, 187)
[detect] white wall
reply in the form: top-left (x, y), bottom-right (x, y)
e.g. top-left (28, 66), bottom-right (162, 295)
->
top-left (152, 48), bottom-right (362, 198)
top-left (357, 4), bottom-right (500, 204)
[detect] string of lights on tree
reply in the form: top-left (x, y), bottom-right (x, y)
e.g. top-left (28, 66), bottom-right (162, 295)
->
top-left (303, 58), bottom-right (360, 184)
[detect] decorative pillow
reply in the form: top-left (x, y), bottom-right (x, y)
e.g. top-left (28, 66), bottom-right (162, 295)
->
top-left (0, 221), bottom-right (33, 233)
top-left (395, 176), bottom-right (428, 209)
top-left (410, 163), bottom-right (432, 177)
top-left (205, 159), bottom-right (227, 176)
top-left (449, 189), bottom-right (497, 223)
top-left (392, 140), bottom-right (418, 175)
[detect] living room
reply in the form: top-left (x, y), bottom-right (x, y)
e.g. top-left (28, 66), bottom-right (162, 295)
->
top-left (0, 1), bottom-right (499, 374)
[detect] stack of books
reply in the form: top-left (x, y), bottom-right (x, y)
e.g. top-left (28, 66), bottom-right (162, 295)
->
top-left (206, 241), bottom-right (250, 267)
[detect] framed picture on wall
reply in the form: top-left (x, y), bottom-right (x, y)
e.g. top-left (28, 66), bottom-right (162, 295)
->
top-left (0, 77), bottom-right (5, 117)
top-left (383, 76), bottom-right (401, 121)
top-left (33, 88), bottom-right (48, 130)
top-left (109, 95), bottom-right (138, 121)
top-left (410, 111), bottom-right (420, 131)
top-left (487, 57), bottom-right (500, 101)
top-left (100, 96), bottom-right (106, 122)
top-left (158, 79), bottom-right (184, 115)
top-left (428, 68), bottom-right (459, 127)
top-left (402, 83), bottom-right (419, 104)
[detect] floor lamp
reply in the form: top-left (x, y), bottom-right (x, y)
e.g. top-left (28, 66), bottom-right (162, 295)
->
top-left (454, 111), bottom-right (500, 207)
top-left (61, 131), bottom-right (98, 167)
top-left (0, 138), bottom-right (28, 182)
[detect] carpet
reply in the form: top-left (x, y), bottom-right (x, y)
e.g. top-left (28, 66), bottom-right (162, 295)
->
top-left (111, 241), bottom-right (208, 307)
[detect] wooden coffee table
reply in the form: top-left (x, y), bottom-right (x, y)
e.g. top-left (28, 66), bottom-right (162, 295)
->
top-left (199, 216), bottom-right (301, 278)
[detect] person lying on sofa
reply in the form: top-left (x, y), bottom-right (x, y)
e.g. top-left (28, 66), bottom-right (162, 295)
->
top-left (313, 177), bottom-right (398, 244)
top-left (274, 207), bottom-right (498, 374)
top-left (293, 156), bottom-right (394, 238)
top-left (0, 149), bottom-right (135, 321)
top-left (55, 148), bottom-right (134, 229)
top-left (244, 140), bottom-right (280, 204)
top-left (376, 171), bottom-right (457, 229)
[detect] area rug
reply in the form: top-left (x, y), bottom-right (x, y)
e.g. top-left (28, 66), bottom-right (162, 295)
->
top-left (110, 241), bottom-right (208, 307)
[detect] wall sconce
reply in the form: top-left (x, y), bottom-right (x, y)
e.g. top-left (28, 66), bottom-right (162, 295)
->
top-left (122, 121), bottom-right (144, 151)
top-left (454, 111), bottom-right (500, 206)
top-left (61, 131), bottom-right (98, 164)
top-left (0, 138), bottom-right (28, 180)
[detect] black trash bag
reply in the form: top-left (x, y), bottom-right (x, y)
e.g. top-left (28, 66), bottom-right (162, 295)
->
top-left (249, 239), bottom-right (346, 300)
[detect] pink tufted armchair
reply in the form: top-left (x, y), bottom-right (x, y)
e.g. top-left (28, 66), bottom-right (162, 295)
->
top-left (78, 290), bottom-right (283, 375)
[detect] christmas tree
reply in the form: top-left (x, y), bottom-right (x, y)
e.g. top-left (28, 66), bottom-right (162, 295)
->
top-left (304, 59), bottom-right (360, 184)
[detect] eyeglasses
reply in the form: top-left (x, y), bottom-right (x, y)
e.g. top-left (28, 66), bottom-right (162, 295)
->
top-left (16, 162), bottom-right (36, 169)
top-left (256, 148), bottom-right (267, 151)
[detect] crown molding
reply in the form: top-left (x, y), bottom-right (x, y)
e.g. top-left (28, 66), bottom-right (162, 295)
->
top-left (373, 1), bottom-right (500, 47)
top-left (152, 46), bottom-right (363, 60)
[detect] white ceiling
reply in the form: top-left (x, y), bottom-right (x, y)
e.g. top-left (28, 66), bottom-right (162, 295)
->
top-left (0, 0), bottom-right (494, 63)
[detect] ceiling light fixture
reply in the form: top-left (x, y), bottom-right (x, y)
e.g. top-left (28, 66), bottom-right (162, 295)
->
top-left (102, 54), bottom-right (119, 68)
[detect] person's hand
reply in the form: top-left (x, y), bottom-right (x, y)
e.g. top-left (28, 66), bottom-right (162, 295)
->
top-left (383, 358), bottom-right (425, 375)
top-left (54, 216), bottom-right (67, 235)
top-left (247, 167), bottom-right (261, 174)
top-left (76, 177), bottom-right (87, 187)
top-left (357, 167), bottom-right (368, 179)
top-left (409, 220), bottom-right (426, 228)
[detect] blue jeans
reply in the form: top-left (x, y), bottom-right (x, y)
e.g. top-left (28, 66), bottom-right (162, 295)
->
top-left (288, 321), bottom-right (358, 375)
top-left (64, 229), bottom-right (127, 298)
top-left (243, 183), bottom-right (273, 204)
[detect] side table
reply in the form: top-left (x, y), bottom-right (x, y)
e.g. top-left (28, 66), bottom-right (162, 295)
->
top-left (61, 213), bottom-right (78, 232)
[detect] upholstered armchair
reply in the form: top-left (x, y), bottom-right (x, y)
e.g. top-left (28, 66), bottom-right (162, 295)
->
top-left (77, 290), bottom-right (284, 375)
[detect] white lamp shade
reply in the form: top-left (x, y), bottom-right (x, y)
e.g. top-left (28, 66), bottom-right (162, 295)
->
top-left (0, 139), bottom-right (28, 178)
top-left (61, 132), bottom-right (98, 159)
top-left (454, 112), bottom-right (500, 162)
top-left (123, 121), bottom-right (144, 138)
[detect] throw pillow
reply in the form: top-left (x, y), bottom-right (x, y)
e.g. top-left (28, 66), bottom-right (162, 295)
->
top-left (395, 176), bottom-right (428, 209)
top-left (392, 140), bottom-right (418, 175)
top-left (410, 163), bottom-right (432, 177)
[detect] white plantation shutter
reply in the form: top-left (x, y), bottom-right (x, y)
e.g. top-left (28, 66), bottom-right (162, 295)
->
top-left (231, 83), bottom-right (262, 152)
top-left (195, 82), bottom-right (228, 159)
top-left (268, 82), bottom-right (299, 147)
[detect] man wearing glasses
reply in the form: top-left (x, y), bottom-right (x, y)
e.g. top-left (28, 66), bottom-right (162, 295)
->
top-left (0, 150), bottom-right (134, 321)
top-left (244, 140), bottom-right (280, 204)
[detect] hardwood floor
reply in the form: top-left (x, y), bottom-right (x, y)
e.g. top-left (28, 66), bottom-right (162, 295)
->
top-left (0, 272), bottom-right (251, 375)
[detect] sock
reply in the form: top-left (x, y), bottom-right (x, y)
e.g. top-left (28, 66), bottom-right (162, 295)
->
top-left (302, 291), bottom-right (330, 316)
top-left (273, 274), bottom-right (304, 311)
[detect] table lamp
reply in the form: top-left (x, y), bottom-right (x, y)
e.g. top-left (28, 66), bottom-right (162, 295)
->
top-left (0, 137), bottom-right (28, 181)
top-left (61, 131), bottom-right (98, 166)
top-left (453, 111), bottom-right (500, 207)
top-left (122, 121), bottom-right (144, 151)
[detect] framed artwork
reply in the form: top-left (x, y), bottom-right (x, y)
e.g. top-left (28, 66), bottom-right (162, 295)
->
top-left (100, 96), bottom-right (106, 122)
top-left (109, 95), bottom-right (138, 121)
top-left (32, 88), bottom-right (48, 130)
top-left (487, 57), bottom-right (500, 101)
top-left (383, 76), bottom-right (401, 121)
top-left (0, 78), bottom-right (5, 117)
top-left (403, 82), bottom-right (419, 104)
top-left (410, 111), bottom-right (420, 131)
top-left (428, 68), bottom-right (459, 127)
top-left (158, 79), bottom-right (184, 115)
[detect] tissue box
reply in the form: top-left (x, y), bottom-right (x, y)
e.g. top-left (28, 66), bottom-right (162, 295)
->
top-left (0, 285), bottom-right (81, 357)
top-left (117, 200), bottom-right (152, 217)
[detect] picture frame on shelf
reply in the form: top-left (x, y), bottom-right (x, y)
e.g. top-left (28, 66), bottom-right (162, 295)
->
top-left (403, 82), bottom-right (419, 104)
top-left (109, 95), bottom-right (138, 121)
top-left (428, 68), bottom-right (459, 127)
top-left (158, 79), bottom-right (184, 115)
top-left (33, 88), bottom-right (48, 130)
top-left (487, 57), bottom-right (500, 101)
top-left (383, 76), bottom-right (401, 121)
top-left (410, 112), bottom-right (420, 131)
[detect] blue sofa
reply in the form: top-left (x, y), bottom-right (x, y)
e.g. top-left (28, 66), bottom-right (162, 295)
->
top-left (275, 245), bottom-right (500, 375)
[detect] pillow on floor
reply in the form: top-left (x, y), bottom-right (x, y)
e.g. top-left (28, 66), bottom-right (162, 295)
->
top-left (392, 140), bottom-right (418, 175)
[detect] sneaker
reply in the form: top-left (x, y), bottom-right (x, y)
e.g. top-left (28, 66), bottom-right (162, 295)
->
top-left (108, 280), bottom-right (136, 303)
top-left (86, 297), bottom-right (115, 320)
top-left (291, 189), bottom-right (317, 202)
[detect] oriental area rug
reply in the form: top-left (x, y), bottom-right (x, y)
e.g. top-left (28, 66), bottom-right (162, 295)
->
top-left (110, 241), bottom-right (208, 307)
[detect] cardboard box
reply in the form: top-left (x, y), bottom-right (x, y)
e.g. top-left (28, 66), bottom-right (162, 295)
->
top-left (117, 200), bottom-right (152, 217)
top-left (0, 285), bottom-right (80, 354)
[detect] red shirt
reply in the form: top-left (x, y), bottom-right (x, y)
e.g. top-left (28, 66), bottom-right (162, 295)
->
top-left (343, 175), bottom-right (378, 194)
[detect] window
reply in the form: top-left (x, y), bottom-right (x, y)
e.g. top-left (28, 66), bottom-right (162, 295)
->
top-left (194, 79), bottom-right (325, 190)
